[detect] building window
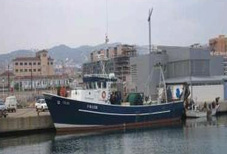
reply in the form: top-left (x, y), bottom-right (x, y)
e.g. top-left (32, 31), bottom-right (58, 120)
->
top-left (20, 69), bottom-right (23, 72)
top-left (24, 62), bottom-right (27, 65)
top-left (15, 62), bottom-right (18, 65)
top-left (48, 62), bottom-right (49, 65)
top-left (15, 69), bottom-right (18, 72)
top-left (25, 69), bottom-right (27, 72)
top-left (51, 62), bottom-right (53, 65)
top-left (38, 69), bottom-right (41, 72)
top-left (43, 53), bottom-right (47, 57)
top-left (29, 69), bottom-right (32, 72)
top-left (29, 62), bottom-right (32, 65)
top-left (33, 62), bottom-right (36, 65)
top-left (33, 69), bottom-right (36, 72)
top-left (38, 62), bottom-right (41, 65)
top-left (20, 62), bottom-right (23, 65)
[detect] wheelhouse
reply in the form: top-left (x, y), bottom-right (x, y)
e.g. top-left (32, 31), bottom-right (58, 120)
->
top-left (70, 74), bottom-right (118, 104)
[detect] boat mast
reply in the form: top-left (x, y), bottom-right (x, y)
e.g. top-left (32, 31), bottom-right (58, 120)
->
top-left (105, 0), bottom-right (109, 44)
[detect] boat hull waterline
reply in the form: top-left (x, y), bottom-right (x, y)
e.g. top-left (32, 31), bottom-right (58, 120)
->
top-left (44, 93), bottom-right (184, 133)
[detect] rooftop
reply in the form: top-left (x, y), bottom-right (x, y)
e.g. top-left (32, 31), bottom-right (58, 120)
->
top-left (166, 75), bottom-right (227, 84)
top-left (13, 57), bottom-right (40, 61)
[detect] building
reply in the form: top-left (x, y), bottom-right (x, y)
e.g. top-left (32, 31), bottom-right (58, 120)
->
top-left (209, 35), bottom-right (227, 54)
top-left (84, 44), bottom-right (137, 81)
top-left (10, 49), bottom-right (71, 91)
top-left (130, 46), bottom-right (225, 102)
top-left (90, 44), bottom-right (136, 62)
top-left (158, 46), bottom-right (223, 78)
top-left (130, 50), bottom-right (168, 98)
top-left (209, 35), bottom-right (227, 75)
top-left (83, 44), bottom-right (137, 97)
top-left (13, 50), bottom-right (54, 77)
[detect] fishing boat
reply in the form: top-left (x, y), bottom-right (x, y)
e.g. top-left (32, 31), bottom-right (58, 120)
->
top-left (44, 70), bottom-right (185, 133)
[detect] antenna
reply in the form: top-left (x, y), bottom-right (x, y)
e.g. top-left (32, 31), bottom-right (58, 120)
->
top-left (148, 8), bottom-right (153, 53)
top-left (105, 0), bottom-right (109, 44)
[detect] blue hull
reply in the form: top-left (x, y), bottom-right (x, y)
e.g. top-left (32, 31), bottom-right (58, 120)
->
top-left (44, 94), bottom-right (184, 132)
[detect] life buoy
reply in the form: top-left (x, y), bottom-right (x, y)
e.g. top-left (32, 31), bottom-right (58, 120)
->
top-left (60, 87), bottom-right (66, 97)
top-left (102, 91), bottom-right (106, 99)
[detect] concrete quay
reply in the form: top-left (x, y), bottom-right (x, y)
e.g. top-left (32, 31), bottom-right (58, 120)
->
top-left (0, 108), bottom-right (54, 135)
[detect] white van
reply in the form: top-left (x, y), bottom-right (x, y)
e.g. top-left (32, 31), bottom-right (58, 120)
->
top-left (5, 96), bottom-right (18, 112)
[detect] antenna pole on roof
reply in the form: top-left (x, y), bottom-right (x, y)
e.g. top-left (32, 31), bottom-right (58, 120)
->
top-left (105, 0), bottom-right (109, 44)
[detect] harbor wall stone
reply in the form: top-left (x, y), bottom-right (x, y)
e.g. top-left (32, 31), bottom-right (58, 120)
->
top-left (0, 115), bottom-right (54, 133)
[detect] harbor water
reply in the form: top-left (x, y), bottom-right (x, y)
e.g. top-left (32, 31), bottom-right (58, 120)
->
top-left (0, 115), bottom-right (227, 154)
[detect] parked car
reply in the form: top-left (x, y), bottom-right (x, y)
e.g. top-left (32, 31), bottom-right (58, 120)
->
top-left (35, 99), bottom-right (48, 111)
top-left (5, 96), bottom-right (17, 112)
top-left (0, 99), bottom-right (7, 118)
top-left (35, 95), bottom-right (45, 102)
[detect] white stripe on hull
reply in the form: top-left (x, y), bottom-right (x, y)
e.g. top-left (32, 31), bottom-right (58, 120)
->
top-left (54, 123), bottom-right (102, 128)
top-left (78, 109), bottom-right (171, 116)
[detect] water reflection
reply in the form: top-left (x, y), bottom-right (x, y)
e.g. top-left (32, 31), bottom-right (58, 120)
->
top-left (0, 115), bottom-right (227, 154)
top-left (0, 132), bottom-right (55, 154)
top-left (50, 125), bottom-right (184, 154)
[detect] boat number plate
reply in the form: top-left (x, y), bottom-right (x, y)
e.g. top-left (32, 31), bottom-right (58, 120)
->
top-left (57, 100), bottom-right (70, 105)
top-left (87, 104), bottom-right (98, 110)
top-left (62, 101), bottom-right (70, 105)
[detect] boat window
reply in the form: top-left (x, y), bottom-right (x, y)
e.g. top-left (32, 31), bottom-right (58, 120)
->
top-left (85, 83), bottom-right (89, 89)
top-left (90, 82), bottom-right (93, 89)
top-left (87, 83), bottom-right (92, 89)
top-left (91, 82), bottom-right (96, 89)
top-left (94, 82), bottom-right (97, 89)
top-left (102, 82), bottom-right (107, 89)
top-left (97, 82), bottom-right (101, 89)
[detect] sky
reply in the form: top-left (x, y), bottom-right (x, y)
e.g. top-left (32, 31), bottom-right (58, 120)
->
top-left (0, 0), bottom-right (226, 53)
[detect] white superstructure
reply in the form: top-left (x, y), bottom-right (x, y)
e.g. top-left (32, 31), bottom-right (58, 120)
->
top-left (70, 74), bottom-right (117, 104)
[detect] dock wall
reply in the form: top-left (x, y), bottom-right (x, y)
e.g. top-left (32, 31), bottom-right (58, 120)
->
top-left (0, 115), bottom-right (54, 134)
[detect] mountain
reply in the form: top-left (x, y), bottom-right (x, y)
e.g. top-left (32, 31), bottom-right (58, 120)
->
top-left (48, 44), bottom-right (93, 64)
top-left (0, 43), bottom-right (122, 67)
top-left (0, 50), bottom-right (35, 66)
